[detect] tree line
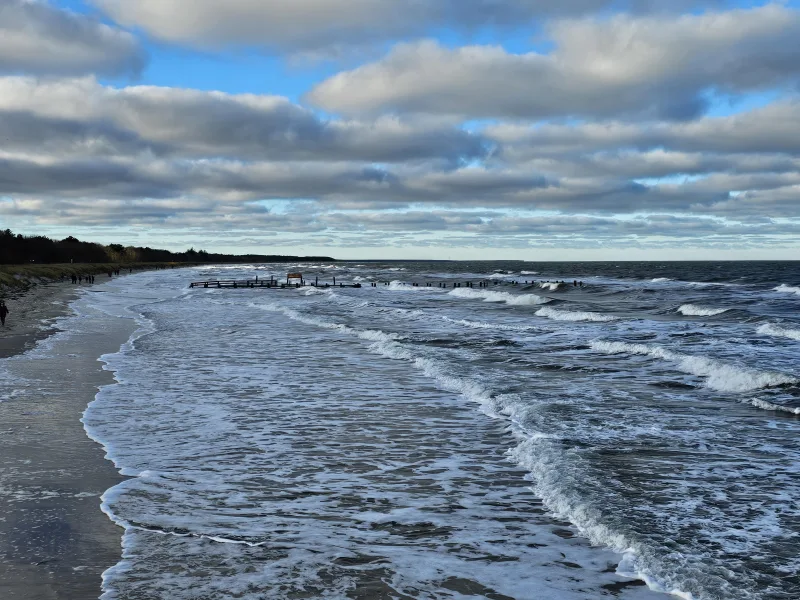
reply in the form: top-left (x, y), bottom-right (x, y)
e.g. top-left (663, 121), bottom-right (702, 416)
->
top-left (0, 230), bottom-right (334, 265)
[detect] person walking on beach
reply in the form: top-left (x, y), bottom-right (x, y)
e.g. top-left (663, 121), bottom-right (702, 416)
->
top-left (0, 301), bottom-right (8, 326)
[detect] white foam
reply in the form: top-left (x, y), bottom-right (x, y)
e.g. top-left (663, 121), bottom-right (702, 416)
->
top-left (300, 287), bottom-right (331, 296)
top-left (591, 341), bottom-right (797, 393)
top-left (774, 284), bottom-right (800, 296)
top-left (538, 282), bottom-right (562, 291)
top-left (536, 307), bottom-right (617, 322)
top-left (521, 271), bottom-right (538, 275)
top-left (252, 302), bottom-right (401, 344)
top-left (677, 304), bottom-right (730, 317)
top-left (387, 280), bottom-right (432, 291)
top-left (651, 278), bottom-right (673, 283)
top-left (441, 316), bottom-right (537, 332)
top-left (757, 323), bottom-right (800, 342)
top-left (448, 288), bottom-right (549, 306)
top-left (745, 398), bottom-right (800, 415)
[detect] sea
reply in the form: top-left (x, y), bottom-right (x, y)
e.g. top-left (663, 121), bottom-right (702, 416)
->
top-left (5, 261), bottom-right (800, 599)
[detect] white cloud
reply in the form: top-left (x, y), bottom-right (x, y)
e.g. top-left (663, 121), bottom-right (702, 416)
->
top-left (93, 0), bottom-right (716, 54)
top-left (0, 76), bottom-right (489, 163)
top-left (0, 0), bottom-right (145, 76)
top-left (308, 4), bottom-right (800, 119)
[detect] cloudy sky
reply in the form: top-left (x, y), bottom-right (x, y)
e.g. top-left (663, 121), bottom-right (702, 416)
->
top-left (1, 0), bottom-right (799, 259)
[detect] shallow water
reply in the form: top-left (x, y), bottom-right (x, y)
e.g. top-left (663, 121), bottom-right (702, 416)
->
top-left (67, 262), bottom-right (800, 598)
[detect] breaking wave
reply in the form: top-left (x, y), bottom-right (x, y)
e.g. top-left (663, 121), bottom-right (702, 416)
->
top-left (651, 278), bottom-right (673, 283)
top-left (745, 398), bottom-right (800, 415)
top-left (677, 304), bottom-right (730, 317)
top-left (775, 284), bottom-right (800, 296)
top-left (757, 323), bottom-right (800, 342)
top-left (441, 316), bottom-right (538, 332)
top-left (535, 307), bottom-right (617, 322)
top-left (448, 288), bottom-right (549, 306)
top-left (387, 280), bottom-right (431, 291)
top-left (591, 341), bottom-right (797, 393)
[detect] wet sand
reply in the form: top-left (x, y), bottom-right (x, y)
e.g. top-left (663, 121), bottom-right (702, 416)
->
top-left (0, 282), bottom-right (81, 359)
top-left (0, 282), bottom-right (136, 599)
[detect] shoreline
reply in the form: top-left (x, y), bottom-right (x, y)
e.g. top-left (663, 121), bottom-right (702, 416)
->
top-left (0, 281), bottom-right (84, 358)
top-left (0, 279), bottom-right (137, 599)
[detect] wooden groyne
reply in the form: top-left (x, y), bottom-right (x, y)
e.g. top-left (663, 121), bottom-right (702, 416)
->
top-left (189, 278), bottom-right (506, 289)
top-left (189, 271), bottom-right (568, 290)
top-left (189, 278), bottom-right (362, 289)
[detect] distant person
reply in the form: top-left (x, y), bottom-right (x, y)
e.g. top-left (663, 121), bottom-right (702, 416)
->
top-left (0, 301), bottom-right (8, 326)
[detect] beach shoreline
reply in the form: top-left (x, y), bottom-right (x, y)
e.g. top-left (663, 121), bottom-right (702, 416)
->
top-left (0, 279), bottom-right (137, 599)
top-left (0, 281), bottom-right (83, 358)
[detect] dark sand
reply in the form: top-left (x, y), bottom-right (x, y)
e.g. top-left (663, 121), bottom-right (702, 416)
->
top-left (0, 281), bottom-right (136, 599)
top-left (0, 283), bottom-right (81, 359)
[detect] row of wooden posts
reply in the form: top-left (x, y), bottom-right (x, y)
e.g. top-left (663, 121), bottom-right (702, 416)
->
top-left (368, 281), bottom-right (506, 287)
top-left (190, 273), bottom-right (533, 289)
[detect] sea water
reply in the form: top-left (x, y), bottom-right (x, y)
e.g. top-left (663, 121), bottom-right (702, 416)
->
top-left (64, 262), bottom-right (800, 598)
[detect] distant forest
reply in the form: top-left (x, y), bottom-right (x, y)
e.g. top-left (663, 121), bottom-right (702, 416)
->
top-left (0, 229), bottom-right (334, 265)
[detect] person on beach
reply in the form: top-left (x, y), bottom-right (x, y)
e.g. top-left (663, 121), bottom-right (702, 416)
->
top-left (0, 301), bottom-right (8, 326)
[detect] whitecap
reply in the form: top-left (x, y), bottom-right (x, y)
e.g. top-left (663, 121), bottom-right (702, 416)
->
top-left (448, 288), bottom-right (549, 306)
top-left (535, 307), bottom-right (617, 322)
top-left (745, 398), bottom-right (800, 415)
top-left (387, 280), bottom-right (435, 291)
top-left (757, 323), bottom-right (800, 342)
top-left (677, 304), bottom-right (730, 317)
top-left (774, 284), bottom-right (800, 296)
top-left (591, 341), bottom-right (797, 393)
top-left (441, 316), bottom-right (537, 332)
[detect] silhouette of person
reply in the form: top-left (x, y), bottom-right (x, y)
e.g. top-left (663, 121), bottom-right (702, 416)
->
top-left (0, 301), bottom-right (8, 326)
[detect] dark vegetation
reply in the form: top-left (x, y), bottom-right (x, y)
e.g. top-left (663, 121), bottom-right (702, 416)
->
top-left (0, 229), bottom-right (334, 290)
top-left (0, 229), bottom-right (334, 265)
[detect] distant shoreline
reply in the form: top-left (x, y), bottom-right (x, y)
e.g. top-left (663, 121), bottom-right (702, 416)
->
top-left (0, 259), bottom-right (336, 293)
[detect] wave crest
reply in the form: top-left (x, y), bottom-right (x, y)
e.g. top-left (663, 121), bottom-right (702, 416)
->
top-left (536, 307), bottom-right (616, 322)
top-left (591, 341), bottom-right (797, 393)
top-left (677, 304), bottom-right (730, 317)
top-left (757, 323), bottom-right (800, 342)
top-left (448, 288), bottom-right (549, 306)
top-left (775, 284), bottom-right (800, 296)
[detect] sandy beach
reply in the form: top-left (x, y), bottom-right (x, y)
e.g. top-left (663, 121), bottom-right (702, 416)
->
top-left (0, 281), bottom-right (136, 599)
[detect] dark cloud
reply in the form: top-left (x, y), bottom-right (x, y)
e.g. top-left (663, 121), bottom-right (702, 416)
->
top-left (0, 0), bottom-right (145, 76)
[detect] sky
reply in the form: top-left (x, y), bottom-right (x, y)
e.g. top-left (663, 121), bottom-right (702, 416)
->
top-left (1, 0), bottom-right (799, 260)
